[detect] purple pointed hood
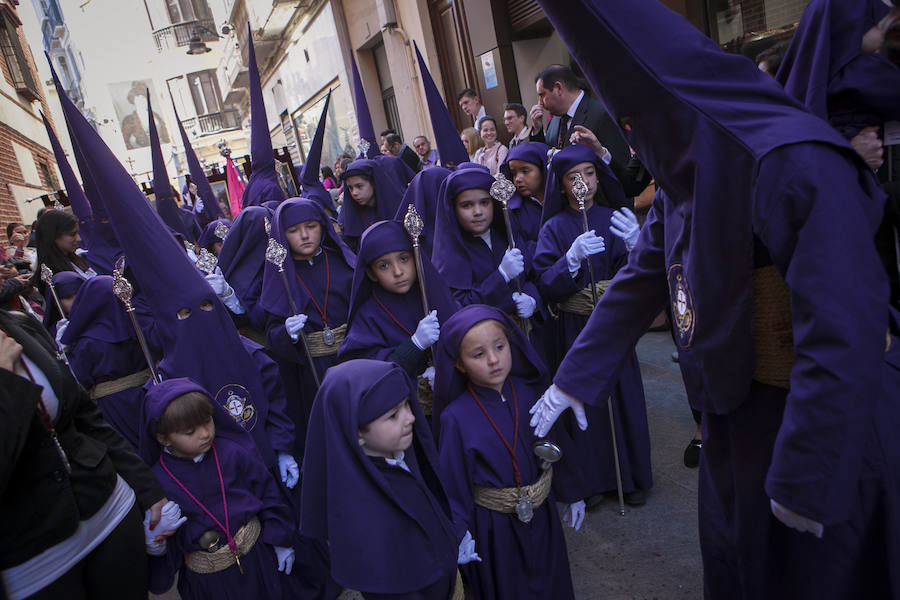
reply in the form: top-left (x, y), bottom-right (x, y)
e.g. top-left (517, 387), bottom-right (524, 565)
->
top-left (540, 143), bottom-right (628, 224)
top-left (59, 90), bottom-right (281, 466)
top-left (60, 275), bottom-right (134, 346)
top-left (260, 198), bottom-right (356, 318)
top-left (299, 90), bottom-right (337, 213)
top-left (40, 111), bottom-right (92, 239)
top-left (173, 105), bottom-right (225, 224)
top-left (350, 54), bottom-right (381, 159)
top-left (432, 304), bottom-right (547, 439)
top-left (149, 94), bottom-right (193, 242)
top-left (535, 0), bottom-right (868, 411)
top-left (197, 218), bottom-right (232, 251)
top-left (217, 205), bottom-right (271, 323)
top-left (413, 42), bottom-right (469, 168)
top-left (393, 166), bottom-right (451, 256)
top-left (499, 140), bottom-right (550, 213)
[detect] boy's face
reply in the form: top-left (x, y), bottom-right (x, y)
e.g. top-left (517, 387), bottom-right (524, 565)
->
top-left (366, 250), bottom-right (416, 295)
top-left (456, 320), bottom-right (511, 393)
top-left (158, 417), bottom-right (216, 459)
top-left (454, 188), bottom-right (493, 236)
top-left (346, 175), bottom-right (376, 207)
top-left (562, 161), bottom-right (598, 210)
top-left (358, 399), bottom-right (415, 459)
top-left (507, 159), bottom-right (544, 199)
top-left (285, 220), bottom-right (323, 260)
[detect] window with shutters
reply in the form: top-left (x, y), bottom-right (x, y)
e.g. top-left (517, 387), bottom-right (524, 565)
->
top-left (0, 15), bottom-right (40, 101)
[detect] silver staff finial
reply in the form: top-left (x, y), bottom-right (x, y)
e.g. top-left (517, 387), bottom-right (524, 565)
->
top-left (357, 138), bottom-right (370, 156)
top-left (214, 221), bottom-right (230, 241)
top-left (40, 263), bottom-right (53, 285)
top-left (264, 216), bottom-right (271, 236)
top-left (403, 204), bottom-right (424, 240)
top-left (196, 248), bottom-right (218, 275)
top-left (490, 172), bottom-right (516, 206)
top-left (572, 172), bottom-right (589, 209)
top-left (265, 238), bottom-right (288, 269)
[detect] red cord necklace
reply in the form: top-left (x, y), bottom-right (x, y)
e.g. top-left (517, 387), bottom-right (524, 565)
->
top-left (467, 380), bottom-right (522, 487)
top-left (371, 289), bottom-right (414, 336)
top-left (294, 250), bottom-right (335, 345)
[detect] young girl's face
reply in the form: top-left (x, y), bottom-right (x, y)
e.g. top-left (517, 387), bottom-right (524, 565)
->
top-left (454, 188), bottom-right (493, 236)
top-left (366, 250), bottom-right (417, 295)
top-left (286, 220), bottom-right (323, 260)
top-left (345, 175), bottom-right (375, 207)
top-left (358, 399), bottom-right (415, 459)
top-left (55, 225), bottom-right (81, 255)
top-left (461, 134), bottom-right (471, 154)
top-left (479, 120), bottom-right (497, 145)
top-left (159, 417), bottom-right (216, 459)
top-left (457, 320), bottom-right (511, 393)
top-left (562, 161), bottom-right (598, 210)
top-left (508, 160), bottom-right (544, 200)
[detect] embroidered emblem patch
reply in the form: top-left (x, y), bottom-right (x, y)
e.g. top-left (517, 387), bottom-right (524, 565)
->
top-left (667, 264), bottom-right (695, 348)
top-left (214, 383), bottom-right (257, 431)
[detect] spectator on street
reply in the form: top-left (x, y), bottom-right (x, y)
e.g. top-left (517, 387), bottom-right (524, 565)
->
top-left (503, 103), bottom-right (531, 148)
top-left (413, 135), bottom-right (440, 169)
top-left (385, 133), bottom-right (423, 173)
top-left (457, 88), bottom-right (486, 124)
top-left (460, 127), bottom-right (484, 161)
top-left (473, 116), bottom-right (508, 176)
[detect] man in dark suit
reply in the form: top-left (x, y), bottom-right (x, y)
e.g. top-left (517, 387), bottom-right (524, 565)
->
top-left (531, 64), bottom-right (651, 199)
top-left (385, 133), bottom-right (423, 173)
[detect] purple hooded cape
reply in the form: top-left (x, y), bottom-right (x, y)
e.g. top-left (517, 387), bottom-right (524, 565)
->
top-left (338, 158), bottom-right (406, 245)
top-left (41, 271), bottom-right (84, 333)
top-left (349, 55), bottom-right (380, 160)
top-left (498, 141), bottom-right (550, 265)
top-left (413, 42), bottom-right (469, 168)
top-left (217, 206), bottom-right (271, 331)
top-left (540, 143), bottom-right (629, 223)
top-left (241, 25), bottom-right (289, 209)
top-left (198, 218), bottom-right (232, 251)
top-left (776, 0), bottom-right (899, 137)
top-left (149, 95), bottom-right (195, 243)
top-left (173, 106), bottom-right (225, 224)
top-left (58, 92), bottom-right (294, 469)
top-left (431, 304), bottom-right (575, 599)
top-left (299, 90), bottom-right (338, 214)
top-left (299, 360), bottom-right (458, 595)
top-left (392, 166), bottom-right (451, 257)
top-left (337, 220), bottom-right (458, 368)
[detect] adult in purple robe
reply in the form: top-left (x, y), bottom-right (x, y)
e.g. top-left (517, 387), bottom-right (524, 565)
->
top-left (140, 378), bottom-right (296, 599)
top-left (338, 220), bottom-right (458, 378)
top-left (528, 1), bottom-right (900, 598)
top-left (532, 143), bottom-right (652, 503)
top-left (338, 159), bottom-right (406, 252)
top-left (218, 206), bottom-right (272, 333)
top-left (498, 141), bottom-right (550, 268)
top-left (261, 198), bottom-right (356, 456)
top-left (62, 275), bottom-right (150, 447)
top-left (148, 94), bottom-right (195, 244)
top-left (432, 305), bottom-right (575, 599)
top-left (300, 360), bottom-right (460, 599)
top-left (430, 167), bottom-right (540, 315)
top-left (393, 166), bottom-right (452, 257)
top-left (413, 42), bottom-right (470, 169)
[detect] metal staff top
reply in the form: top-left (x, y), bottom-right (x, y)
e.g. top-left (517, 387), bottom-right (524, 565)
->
top-left (571, 172), bottom-right (599, 306)
top-left (214, 221), bottom-right (230, 242)
top-left (357, 138), bottom-right (370, 157)
top-left (403, 204), bottom-right (430, 315)
top-left (40, 264), bottom-right (66, 317)
top-left (112, 257), bottom-right (161, 384)
top-left (264, 237), bottom-right (298, 314)
top-left (195, 248), bottom-right (218, 275)
top-left (491, 172), bottom-right (523, 294)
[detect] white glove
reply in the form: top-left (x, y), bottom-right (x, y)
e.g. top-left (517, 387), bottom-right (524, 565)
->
top-left (185, 246), bottom-right (198, 264)
top-left (411, 310), bottom-right (440, 350)
top-left (770, 499), bottom-right (823, 539)
top-left (422, 365), bottom-right (435, 387)
top-left (278, 452), bottom-right (300, 489)
top-left (564, 500), bottom-right (586, 531)
top-left (609, 207), bottom-right (640, 251)
top-left (205, 270), bottom-right (232, 297)
top-left (143, 501), bottom-right (187, 556)
top-left (565, 231), bottom-right (605, 273)
top-left (529, 384), bottom-right (588, 438)
top-left (55, 318), bottom-right (69, 351)
top-left (194, 197), bottom-right (204, 215)
top-left (285, 314), bottom-right (308, 342)
top-left (457, 530), bottom-right (482, 565)
top-left (497, 247), bottom-right (525, 282)
top-left (274, 545), bottom-right (295, 575)
top-left (512, 292), bottom-right (537, 319)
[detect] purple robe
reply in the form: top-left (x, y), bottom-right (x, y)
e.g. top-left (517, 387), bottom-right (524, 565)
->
top-left (393, 166), bottom-right (452, 257)
top-left (499, 141), bottom-right (551, 268)
top-left (198, 218), bottom-right (231, 252)
top-left (300, 361), bottom-right (459, 597)
top-left (339, 159), bottom-right (406, 251)
top-left (218, 206), bottom-right (272, 332)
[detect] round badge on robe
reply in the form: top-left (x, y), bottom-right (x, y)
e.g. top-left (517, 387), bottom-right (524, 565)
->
top-left (667, 264), bottom-right (695, 348)
top-left (214, 383), bottom-right (258, 432)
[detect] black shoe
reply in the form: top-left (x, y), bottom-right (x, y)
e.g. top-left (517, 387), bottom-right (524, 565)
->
top-left (683, 438), bottom-right (702, 468)
top-left (624, 491), bottom-right (646, 507)
top-left (585, 494), bottom-right (604, 511)
top-left (671, 350), bottom-right (680, 363)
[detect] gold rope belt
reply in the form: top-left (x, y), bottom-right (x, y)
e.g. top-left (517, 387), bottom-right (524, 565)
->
top-left (751, 265), bottom-right (794, 389)
top-left (473, 467), bottom-right (553, 514)
top-left (452, 569), bottom-right (464, 600)
top-left (89, 368), bottom-right (152, 400)
top-left (557, 280), bottom-right (611, 316)
top-left (512, 315), bottom-right (533, 336)
top-left (183, 516), bottom-right (261, 574)
top-left (417, 376), bottom-right (433, 416)
top-left (305, 323), bottom-right (348, 357)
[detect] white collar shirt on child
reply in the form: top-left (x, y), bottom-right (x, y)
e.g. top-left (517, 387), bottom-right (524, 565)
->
top-left (385, 451), bottom-right (410, 473)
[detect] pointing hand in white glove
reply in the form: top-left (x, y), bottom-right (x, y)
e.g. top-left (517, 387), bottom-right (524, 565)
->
top-left (512, 292), bottom-right (537, 319)
top-left (609, 207), bottom-right (640, 251)
top-left (277, 452), bottom-right (300, 489)
top-left (529, 384), bottom-right (588, 438)
top-left (411, 310), bottom-right (440, 350)
top-left (274, 545), bottom-right (295, 575)
top-left (564, 500), bottom-right (586, 531)
top-left (565, 231), bottom-right (605, 273)
top-left (498, 247), bottom-right (525, 283)
top-left (285, 314), bottom-right (308, 342)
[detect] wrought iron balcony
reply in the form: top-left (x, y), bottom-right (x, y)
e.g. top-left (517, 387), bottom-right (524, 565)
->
top-left (153, 19), bottom-right (217, 52)
top-left (180, 109), bottom-right (241, 136)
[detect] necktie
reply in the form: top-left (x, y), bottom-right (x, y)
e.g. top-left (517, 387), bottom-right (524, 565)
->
top-left (557, 114), bottom-right (570, 148)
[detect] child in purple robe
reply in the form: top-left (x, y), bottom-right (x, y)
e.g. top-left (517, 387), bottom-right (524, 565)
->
top-left (198, 218), bottom-right (232, 256)
top-left (59, 275), bottom-right (151, 447)
top-left (300, 359), bottom-right (475, 599)
top-left (498, 141), bottom-right (550, 268)
top-left (339, 159), bottom-right (406, 252)
top-left (218, 206), bottom-right (271, 335)
top-left (532, 143), bottom-right (652, 507)
top-left (140, 378), bottom-right (296, 599)
top-left (431, 167), bottom-right (541, 324)
top-left (261, 198), bottom-right (356, 456)
top-left (432, 304), bottom-right (577, 600)
top-left (338, 220), bottom-right (458, 383)
top-left (393, 166), bottom-right (452, 257)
